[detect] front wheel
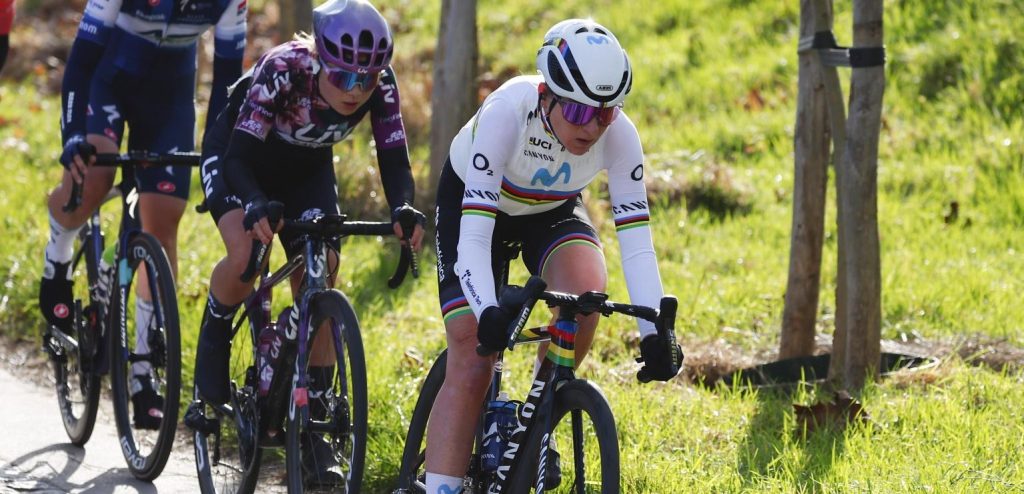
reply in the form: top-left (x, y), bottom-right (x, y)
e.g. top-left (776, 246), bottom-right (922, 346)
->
top-left (285, 290), bottom-right (367, 493)
top-left (395, 349), bottom-right (448, 492)
top-left (510, 380), bottom-right (620, 493)
top-left (108, 233), bottom-right (181, 481)
top-left (49, 228), bottom-right (103, 446)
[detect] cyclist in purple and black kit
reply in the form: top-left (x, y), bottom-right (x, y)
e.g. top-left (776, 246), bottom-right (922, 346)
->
top-left (193, 0), bottom-right (424, 485)
top-left (38, 0), bottom-right (246, 430)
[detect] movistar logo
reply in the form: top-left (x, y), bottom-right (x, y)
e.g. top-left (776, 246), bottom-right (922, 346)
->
top-left (531, 162), bottom-right (571, 186)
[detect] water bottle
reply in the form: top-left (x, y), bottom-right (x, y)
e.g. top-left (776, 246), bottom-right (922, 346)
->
top-left (482, 392), bottom-right (519, 472)
top-left (256, 324), bottom-right (284, 397)
top-left (96, 244), bottom-right (116, 305)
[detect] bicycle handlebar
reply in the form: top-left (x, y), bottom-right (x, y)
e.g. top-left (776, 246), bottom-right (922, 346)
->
top-left (238, 201), bottom-right (418, 288)
top-left (475, 275), bottom-right (679, 371)
top-left (62, 151), bottom-right (202, 213)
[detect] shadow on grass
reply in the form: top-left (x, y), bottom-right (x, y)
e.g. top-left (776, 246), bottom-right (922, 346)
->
top-left (735, 385), bottom-right (849, 491)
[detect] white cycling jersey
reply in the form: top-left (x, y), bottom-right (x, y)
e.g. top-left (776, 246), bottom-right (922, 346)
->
top-left (449, 75), bottom-right (664, 336)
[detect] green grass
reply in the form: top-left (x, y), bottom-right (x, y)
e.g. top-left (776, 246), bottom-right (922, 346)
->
top-left (3, 0), bottom-right (1024, 491)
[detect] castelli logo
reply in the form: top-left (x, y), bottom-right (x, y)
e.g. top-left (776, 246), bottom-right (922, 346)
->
top-left (53, 304), bottom-right (70, 319)
top-left (157, 181), bottom-right (176, 193)
top-left (148, 0), bottom-right (160, 6)
top-left (104, 128), bottom-right (118, 141)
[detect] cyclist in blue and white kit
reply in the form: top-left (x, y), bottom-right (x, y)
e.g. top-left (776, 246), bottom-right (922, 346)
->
top-left (426, 19), bottom-right (683, 492)
top-left (38, 0), bottom-right (246, 430)
top-left (193, 0), bottom-right (424, 485)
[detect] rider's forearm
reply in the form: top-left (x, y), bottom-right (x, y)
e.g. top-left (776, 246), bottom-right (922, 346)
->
top-left (222, 131), bottom-right (268, 205)
top-left (377, 146), bottom-right (415, 211)
top-left (60, 37), bottom-right (105, 143)
top-left (205, 54), bottom-right (243, 136)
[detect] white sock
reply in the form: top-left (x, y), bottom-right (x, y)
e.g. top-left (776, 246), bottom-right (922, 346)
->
top-left (44, 213), bottom-right (80, 266)
top-left (131, 298), bottom-right (154, 379)
top-left (425, 473), bottom-right (464, 493)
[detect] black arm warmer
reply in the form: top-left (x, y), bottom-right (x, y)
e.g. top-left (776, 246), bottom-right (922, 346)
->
top-left (223, 130), bottom-right (269, 206)
top-left (206, 55), bottom-right (242, 135)
top-left (377, 145), bottom-right (415, 211)
top-left (0, 35), bottom-right (8, 74)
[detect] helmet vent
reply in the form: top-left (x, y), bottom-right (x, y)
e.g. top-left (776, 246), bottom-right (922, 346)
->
top-left (323, 38), bottom-right (340, 58)
top-left (546, 52), bottom-right (573, 93)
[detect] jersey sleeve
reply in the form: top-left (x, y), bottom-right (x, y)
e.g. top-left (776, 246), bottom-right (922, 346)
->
top-left (60, 0), bottom-right (122, 142)
top-left (233, 55), bottom-right (285, 141)
top-left (604, 115), bottom-right (664, 338)
top-left (453, 98), bottom-right (520, 318)
top-left (369, 69), bottom-right (414, 211)
top-left (214, 0), bottom-right (247, 60)
top-left (0, 0), bottom-right (15, 36)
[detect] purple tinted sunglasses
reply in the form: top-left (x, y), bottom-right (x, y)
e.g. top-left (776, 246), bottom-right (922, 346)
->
top-left (321, 59), bottom-right (381, 91)
top-left (556, 96), bottom-right (621, 126)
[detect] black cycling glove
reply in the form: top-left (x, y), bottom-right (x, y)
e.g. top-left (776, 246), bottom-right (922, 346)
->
top-left (477, 305), bottom-right (514, 353)
top-left (59, 135), bottom-right (96, 169)
top-left (242, 198), bottom-right (272, 232)
top-left (638, 334), bottom-right (684, 382)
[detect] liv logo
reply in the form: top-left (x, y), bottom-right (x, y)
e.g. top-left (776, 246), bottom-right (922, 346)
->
top-left (531, 162), bottom-right (571, 186)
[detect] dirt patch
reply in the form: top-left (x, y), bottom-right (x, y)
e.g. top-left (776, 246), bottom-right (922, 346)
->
top-left (680, 333), bottom-right (1024, 387)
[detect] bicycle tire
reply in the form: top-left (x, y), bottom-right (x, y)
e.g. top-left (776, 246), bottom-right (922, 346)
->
top-left (285, 289), bottom-right (367, 493)
top-left (108, 232), bottom-right (181, 481)
top-left (190, 381), bottom-right (263, 494)
top-left (50, 229), bottom-right (103, 446)
top-left (509, 379), bottom-right (620, 493)
top-left (395, 349), bottom-right (448, 492)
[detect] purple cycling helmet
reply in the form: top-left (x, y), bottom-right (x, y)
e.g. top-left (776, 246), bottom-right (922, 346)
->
top-left (313, 0), bottom-right (393, 74)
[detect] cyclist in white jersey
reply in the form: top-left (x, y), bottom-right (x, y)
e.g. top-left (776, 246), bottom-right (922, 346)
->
top-left (426, 19), bottom-right (683, 493)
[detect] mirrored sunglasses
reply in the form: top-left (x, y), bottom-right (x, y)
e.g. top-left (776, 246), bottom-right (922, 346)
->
top-left (322, 60), bottom-right (381, 92)
top-left (556, 97), bottom-right (620, 126)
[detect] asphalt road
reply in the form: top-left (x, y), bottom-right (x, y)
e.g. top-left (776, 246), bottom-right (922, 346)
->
top-left (0, 361), bottom-right (199, 493)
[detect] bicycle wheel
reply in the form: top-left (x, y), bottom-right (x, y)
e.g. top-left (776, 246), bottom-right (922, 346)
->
top-left (395, 349), bottom-right (448, 493)
top-left (285, 289), bottom-right (366, 493)
top-left (49, 228), bottom-right (103, 446)
top-left (509, 379), bottom-right (620, 493)
top-left (189, 377), bottom-right (264, 494)
top-left (108, 232), bottom-right (181, 480)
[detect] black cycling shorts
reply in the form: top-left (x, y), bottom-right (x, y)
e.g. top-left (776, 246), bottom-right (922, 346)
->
top-left (434, 158), bottom-right (601, 323)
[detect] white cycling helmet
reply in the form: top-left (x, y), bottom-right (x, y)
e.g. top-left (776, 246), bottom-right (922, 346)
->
top-left (536, 19), bottom-right (632, 107)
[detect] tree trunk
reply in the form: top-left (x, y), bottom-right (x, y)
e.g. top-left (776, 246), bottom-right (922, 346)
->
top-left (428, 0), bottom-right (478, 197)
top-left (278, 0), bottom-right (313, 41)
top-left (833, 0), bottom-right (884, 389)
top-left (779, 0), bottom-right (834, 359)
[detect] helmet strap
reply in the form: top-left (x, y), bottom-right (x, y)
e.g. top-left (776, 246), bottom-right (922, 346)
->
top-left (537, 90), bottom-right (567, 151)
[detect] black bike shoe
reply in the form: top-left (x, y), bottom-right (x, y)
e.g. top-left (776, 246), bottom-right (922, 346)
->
top-left (301, 432), bottom-right (345, 489)
top-left (39, 259), bottom-right (73, 335)
top-left (195, 314), bottom-right (232, 406)
top-left (131, 374), bottom-right (165, 430)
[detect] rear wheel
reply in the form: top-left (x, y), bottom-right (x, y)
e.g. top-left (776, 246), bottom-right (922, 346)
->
top-left (109, 232), bottom-right (181, 481)
top-left (395, 349), bottom-right (448, 493)
top-left (189, 378), bottom-right (264, 494)
top-left (510, 380), bottom-right (619, 493)
top-left (285, 290), bottom-right (367, 493)
top-left (49, 228), bottom-right (102, 446)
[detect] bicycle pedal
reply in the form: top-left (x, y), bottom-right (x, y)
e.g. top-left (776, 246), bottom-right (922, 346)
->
top-left (184, 402), bottom-right (220, 435)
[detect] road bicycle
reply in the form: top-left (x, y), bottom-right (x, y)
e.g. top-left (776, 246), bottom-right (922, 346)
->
top-left (43, 151), bottom-right (200, 480)
top-left (186, 201), bottom-right (420, 493)
top-left (395, 268), bottom-right (678, 493)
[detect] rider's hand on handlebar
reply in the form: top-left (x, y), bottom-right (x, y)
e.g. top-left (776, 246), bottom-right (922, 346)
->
top-left (638, 334), bottom-right (684, 382)
top-left (60, 135), bottom-right (96, 185)
top-left (477, 305), bottom-right (515, 354)
top-left (243, 199), bottom-right (283, 245)
top-left (391, 205), bottom-right (427, 251)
